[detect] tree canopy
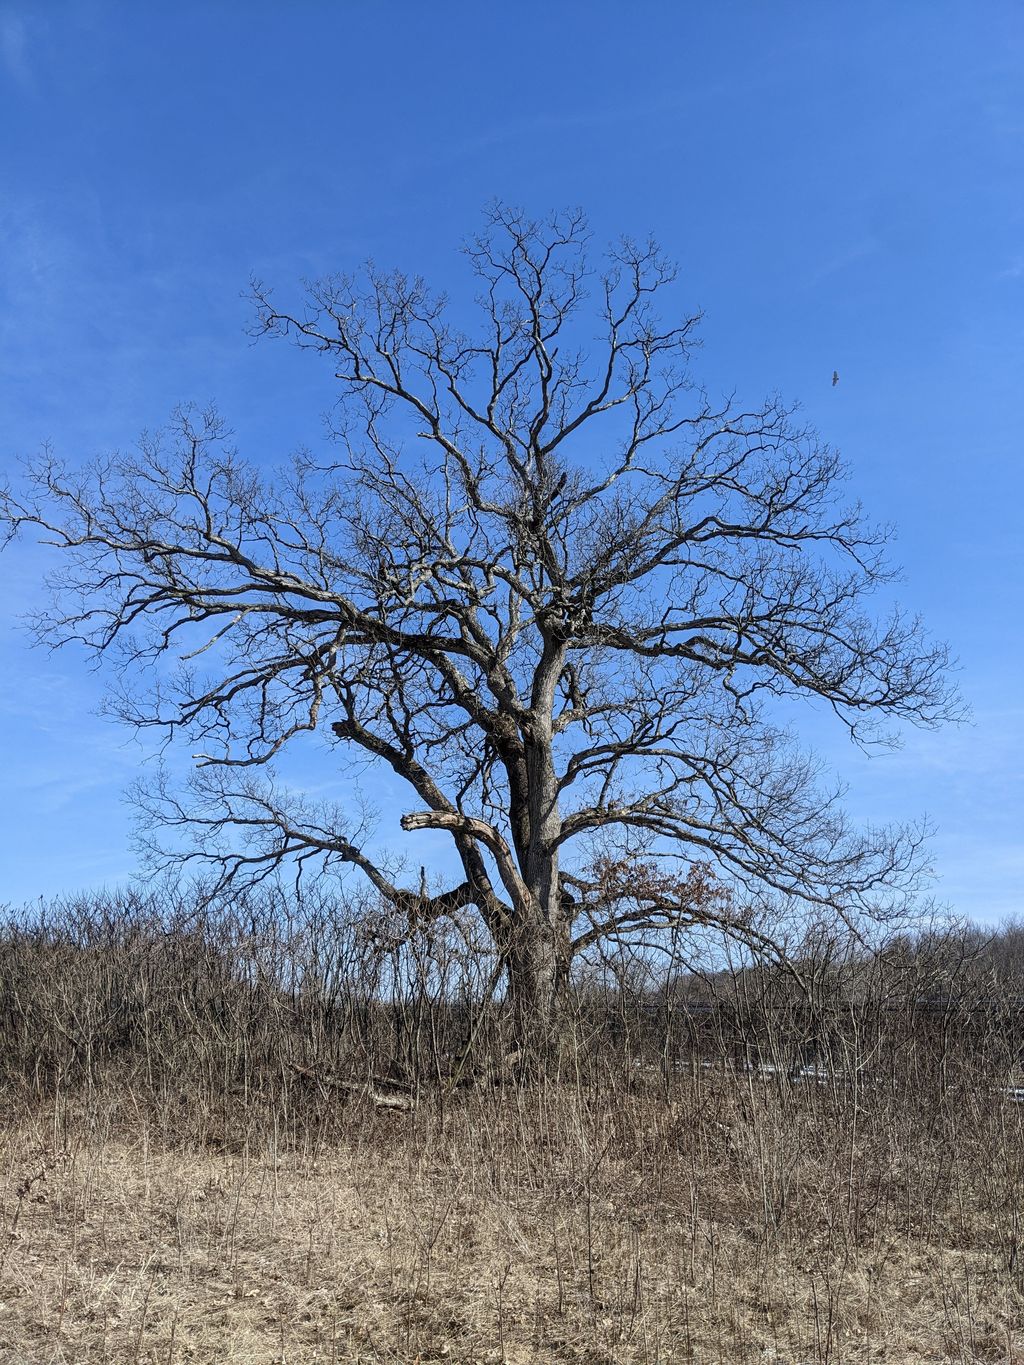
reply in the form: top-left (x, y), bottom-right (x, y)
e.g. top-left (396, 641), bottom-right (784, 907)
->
top-left (1, 206), bottom-right (958, 1046)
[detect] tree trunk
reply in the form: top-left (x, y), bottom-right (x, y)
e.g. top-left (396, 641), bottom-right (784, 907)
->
top-left (505, 892), bottom-right (571, 1065)
top-left (508, 643), bottom-right (569, 1066)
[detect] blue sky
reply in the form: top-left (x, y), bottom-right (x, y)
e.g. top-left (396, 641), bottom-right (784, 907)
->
top-left (1, 2), bottom-right (1022, 921)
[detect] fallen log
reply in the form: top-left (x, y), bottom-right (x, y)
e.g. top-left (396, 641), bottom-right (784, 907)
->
top-left (287, 1062), bottom-right (416, 1111)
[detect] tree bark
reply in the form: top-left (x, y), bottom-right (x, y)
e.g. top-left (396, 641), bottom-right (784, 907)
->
top-left (505, 902), bottom-right (571, 1063)
top-left (506, 638), bottom-right (571, 1061)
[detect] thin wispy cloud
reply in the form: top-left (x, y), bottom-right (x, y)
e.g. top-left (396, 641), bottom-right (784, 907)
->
top-left (801, 238), bottom-right (881, 291)
top-left (0, 8), bottom-right (31, 90)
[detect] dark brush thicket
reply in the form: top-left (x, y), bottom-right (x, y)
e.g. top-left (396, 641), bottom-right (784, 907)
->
top-left (2, 883), bottom-right (1022, 1139)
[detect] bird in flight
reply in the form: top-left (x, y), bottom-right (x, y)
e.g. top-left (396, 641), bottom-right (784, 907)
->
top-left (832, 370), bottom-right (839, 387)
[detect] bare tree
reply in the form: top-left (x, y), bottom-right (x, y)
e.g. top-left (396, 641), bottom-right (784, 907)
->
top-left (1, 206), bottom-right (958, 1054)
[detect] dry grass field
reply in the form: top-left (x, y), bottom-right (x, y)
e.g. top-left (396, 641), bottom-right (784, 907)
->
top-left (2, 1077), bottom-right (1024, 1365)
top-left (4, 896), bottom-right (1024, 1362)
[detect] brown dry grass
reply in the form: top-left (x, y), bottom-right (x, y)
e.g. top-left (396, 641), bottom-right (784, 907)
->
top-left (4, 896), bottom-right (1024, 1361)
top-left (2, 1079), bottom-right (1023, 1365)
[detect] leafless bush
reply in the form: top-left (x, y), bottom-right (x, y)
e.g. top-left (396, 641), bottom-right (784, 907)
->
top-left (0, 883), bottom-right (1019, 1131)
